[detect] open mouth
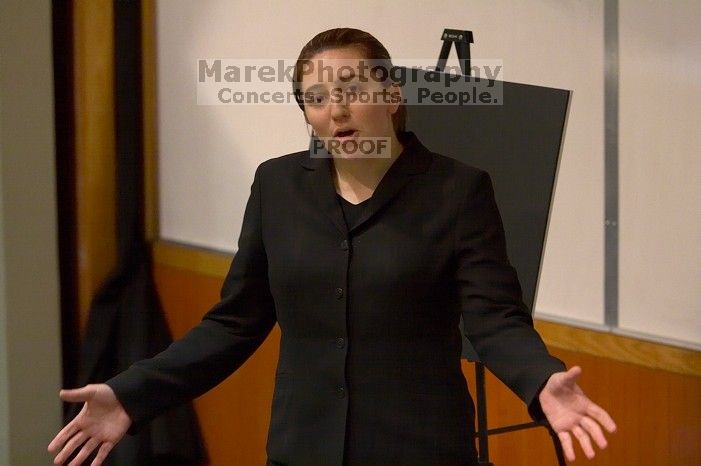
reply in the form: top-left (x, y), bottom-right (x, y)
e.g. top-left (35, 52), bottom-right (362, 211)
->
top-left (333, 129), bottom-right (358, 138)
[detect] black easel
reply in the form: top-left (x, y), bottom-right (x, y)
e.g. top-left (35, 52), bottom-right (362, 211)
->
top-left (435, 28), bottom-right (566, 466)
top-left (436, 28), bottom-right (474, 76)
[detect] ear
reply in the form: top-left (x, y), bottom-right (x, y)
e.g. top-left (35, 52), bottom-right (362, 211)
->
top-left (387, 82), bottom-right (402, 115)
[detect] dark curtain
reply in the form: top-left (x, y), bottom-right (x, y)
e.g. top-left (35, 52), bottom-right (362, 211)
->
top-left (65, 1), bottom-right (207, 464)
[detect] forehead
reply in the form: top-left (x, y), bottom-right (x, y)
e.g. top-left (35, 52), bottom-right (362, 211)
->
top-left (300, 47), bottom-right (369, 89)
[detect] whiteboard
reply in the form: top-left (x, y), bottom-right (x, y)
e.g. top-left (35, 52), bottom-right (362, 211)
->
top-left (617, 0), bottom-right (701, 347)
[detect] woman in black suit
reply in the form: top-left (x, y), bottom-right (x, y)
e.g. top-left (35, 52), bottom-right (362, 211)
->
top-left (49, 28), bottom-right (616, 466)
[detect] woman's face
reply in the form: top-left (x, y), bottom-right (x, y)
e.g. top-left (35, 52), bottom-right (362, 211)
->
top-left (300, 46), bottom-right (401, 156)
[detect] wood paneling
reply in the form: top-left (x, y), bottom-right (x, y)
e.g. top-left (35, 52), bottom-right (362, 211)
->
top-left (141, 0), bottom-right (159, 243)
top-left (474, 350), bottom-right (700, 465)
top-left (72, 0), bottom-right (116, 335)
top-left (153, 262), bottom-right (278, 466)
top-left (153, 258), bottom-right (701, 466)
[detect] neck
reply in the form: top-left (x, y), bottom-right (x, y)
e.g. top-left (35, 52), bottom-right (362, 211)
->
top-left (331, 131), bottom-right (404, 195)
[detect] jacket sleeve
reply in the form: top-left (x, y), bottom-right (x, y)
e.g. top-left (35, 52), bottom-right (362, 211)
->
top-left (105, 164), bottom-right (277, 433)
top-left (456, 169), bottom-right (566, 420)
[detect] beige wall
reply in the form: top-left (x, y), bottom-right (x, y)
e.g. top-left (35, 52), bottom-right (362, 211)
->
top-left (0, 0), bottom-right (63, 464)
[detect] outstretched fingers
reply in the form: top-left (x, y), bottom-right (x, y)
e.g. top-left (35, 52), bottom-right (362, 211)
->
top-left (588, 401), bottom-right (617, 433)
top-left (67, 437), bottom-right (100, 466)
top-left (54, 431), bottom-right (87, 465)
top-left (580, 416), bottom-right (608, 449)
top-left (572, 424), bottom-right (595, 459)
top-left (557, 431), bottom-right (576, 462)
top-left (48, 422), bottom-right (78, 454)
top-left (90, 441), bottom-right (115, 466)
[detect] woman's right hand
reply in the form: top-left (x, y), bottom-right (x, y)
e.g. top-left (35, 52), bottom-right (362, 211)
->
top-left (47, 384), bottom-right (132, 466)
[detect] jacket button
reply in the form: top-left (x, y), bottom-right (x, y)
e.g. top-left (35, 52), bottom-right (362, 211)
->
top-left (340, 239), bottom-right (349, 250)
top-left (335, 337), bottom-right (345, 348)
top-left (336, 385), bottom-right (346, 398)
top-left (335, 287), bottom-right (344, 299)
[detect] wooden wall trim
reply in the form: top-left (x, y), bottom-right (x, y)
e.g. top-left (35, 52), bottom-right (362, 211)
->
top-left (152, 239), bottom-right (701, 378)
top-left (141, 0), bottom-right (159, 243)
top-left (153, 240), bottom-right (233, 278)
top-left (73, 0), bottom-right (117, 335)
top-left (534, 320), bottom-right (700, 378)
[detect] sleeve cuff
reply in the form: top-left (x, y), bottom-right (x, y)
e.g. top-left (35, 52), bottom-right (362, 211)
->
top-left (104, 369), bottom-right (150, 435)
top-left (524, 360), bottom-right (566, 422)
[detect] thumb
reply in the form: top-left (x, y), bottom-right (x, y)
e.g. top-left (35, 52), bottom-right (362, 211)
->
top-left (561, 365), bottom-right (582, 384)
top-left (59, 385), bottom-right (96, 403)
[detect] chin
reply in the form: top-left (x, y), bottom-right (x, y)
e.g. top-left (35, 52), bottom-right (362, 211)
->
top-left (331, 151), bottom-right (364, 160)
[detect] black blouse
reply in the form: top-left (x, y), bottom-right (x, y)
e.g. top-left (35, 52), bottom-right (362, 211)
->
top-left (336, 193), bottom-right (372, 230)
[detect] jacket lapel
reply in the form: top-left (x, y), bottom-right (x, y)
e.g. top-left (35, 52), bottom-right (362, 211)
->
top-left (299, 131), bottom-right (433, 236)
top-left (303, 143), bottom-right (349, 236)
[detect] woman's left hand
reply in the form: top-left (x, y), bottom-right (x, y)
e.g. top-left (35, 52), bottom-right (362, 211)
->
top-left (539, 366), bottom-right (617, 462)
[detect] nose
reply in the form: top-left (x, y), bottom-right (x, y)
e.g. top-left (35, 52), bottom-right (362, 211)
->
top-left (330, 92), bottom-right (350, 121)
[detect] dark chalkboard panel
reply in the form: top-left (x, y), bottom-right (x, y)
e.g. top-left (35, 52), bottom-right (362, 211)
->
top-left (399, 68), bottom-right (571, 358)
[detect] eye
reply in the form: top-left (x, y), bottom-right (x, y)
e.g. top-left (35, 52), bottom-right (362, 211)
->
top-left (345, 83), bottom-right (361, 94)
top-left (306, 92), bottom-right (328, 106)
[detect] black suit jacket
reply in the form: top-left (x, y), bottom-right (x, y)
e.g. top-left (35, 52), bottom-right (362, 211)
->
top-left (106, 131), bottom-right (566, 466)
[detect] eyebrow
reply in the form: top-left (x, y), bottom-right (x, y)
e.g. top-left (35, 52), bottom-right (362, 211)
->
top-left (303, 69), bottom-right (363, 93)
top-left (304, 83), bottom-right (327, 93)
